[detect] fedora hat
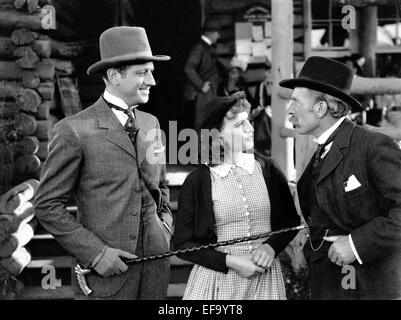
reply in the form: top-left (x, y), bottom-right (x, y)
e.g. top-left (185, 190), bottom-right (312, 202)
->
top-left (279, 56), bottom-right (361, 111)
top-left (87, 26), bottom-right (170, 75)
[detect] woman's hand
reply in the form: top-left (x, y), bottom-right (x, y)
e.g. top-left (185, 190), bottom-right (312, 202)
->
top-left (226, 255), bottom-right (265, 278)
top-left (251, 244), bottom-right (275, 269)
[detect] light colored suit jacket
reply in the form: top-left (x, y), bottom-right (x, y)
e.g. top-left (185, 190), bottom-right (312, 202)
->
top-left (34, 97), bottom-right (172, 297)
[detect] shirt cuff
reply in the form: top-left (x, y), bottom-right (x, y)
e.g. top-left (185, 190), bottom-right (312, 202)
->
top-left (348, 234), bottom-right (363, 265)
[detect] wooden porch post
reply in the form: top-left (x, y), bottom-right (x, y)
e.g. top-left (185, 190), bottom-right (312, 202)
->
top-left (358, 6), bottom-right (377, 77)
top-left (271, 0), bottom-right (294, 178)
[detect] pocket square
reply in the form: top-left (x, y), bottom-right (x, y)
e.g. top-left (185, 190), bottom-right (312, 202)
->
top-left (153, 145), bottom-right (165, 154)
top-left (343, 174), bottom-right (362, 192)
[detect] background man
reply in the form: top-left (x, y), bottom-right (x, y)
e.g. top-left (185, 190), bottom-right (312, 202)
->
top-left (281, 56), bottom-right (401, 299)
top-left (35, 26), bottom-right (173, 299)
top-left (184, 21), bottom-right (222, 130)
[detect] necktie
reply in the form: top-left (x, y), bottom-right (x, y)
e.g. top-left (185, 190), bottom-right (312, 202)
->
top-left (313, 134), bottom-right (336, 168)
top-left (106, 101), bottom-right (140, 144)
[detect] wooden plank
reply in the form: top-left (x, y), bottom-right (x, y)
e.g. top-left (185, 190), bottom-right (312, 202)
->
top-left (271, 0), bottom-right (294, 178)
top-left (0, 60), bottom-right (55, 81)
top-left (36, 140), bottom-right (48, 160)
top-left (0, 102), bottom-right (18, 118)
top-left (208, 0), bottom-right (258, 13)
top-left (56, 76), bottom-right (82, 117)
top-left (14, 154), bottom-right (41, 174)
top-left (11, 28), bottom-right (39, 45)
top-left (17, 286), bottom-right (74, 300)
top-left (14, 46), bottom-right (40, 69)
top-left (22, 70), bottom-right (40, 88)
top-left (278, 76), bottom-right (401, 97)
top-left (37, 81), bottom-right (55, 100)
top-left (0, 8), bottom-right (48, 31)
top-left (15, 135), bottom-right (39, 155)
top-left (36, 100), bottom-right (54, 119)
top-left (0, 246), bottom-right (31, 275)
top-left (54, 59), bottom-right (74, 75)
top-left (0, 179), bottom-right (38, 214)
top-left (351, 76), bottom-right (401, 95)
top-left (17, 283), bottom-right (187, 300)
top-left (15, 112), bottom-right (37, 135)
top-left (303, 0), bottom-right (312, 59)
top-left (0, 223), bottom-right (34, 258)
top-left (34, 119), bottom-right (51, 140)
top-left (334, 0), bottom-right (394, 6)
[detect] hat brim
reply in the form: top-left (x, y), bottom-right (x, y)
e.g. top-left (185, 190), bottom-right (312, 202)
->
top-left (279, 78), bottom-right (362, 111)
top-left (87, 54), bottom-right (171, 75)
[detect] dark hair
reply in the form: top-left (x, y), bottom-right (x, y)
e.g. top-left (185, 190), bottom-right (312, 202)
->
top-left (198, 92), bottom-right (251, 166)
top-left (313, 92), bottom-right (351, 118)
top-left (101, 64), bottom-right (131, 81)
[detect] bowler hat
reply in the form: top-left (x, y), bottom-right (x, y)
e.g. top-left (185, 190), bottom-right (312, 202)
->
top-left (279, 56), bottom-right (361, 110)
top-left (87, 26), bottom-right (170, 75)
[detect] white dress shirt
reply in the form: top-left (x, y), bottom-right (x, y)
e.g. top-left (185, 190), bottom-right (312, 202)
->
top-left (314, 116), bottom-right (363, 265)
top-left (103, 89), bottom-right (137, 126)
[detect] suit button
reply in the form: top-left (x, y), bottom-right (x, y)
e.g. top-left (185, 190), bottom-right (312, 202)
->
top-left (129, 234), bottom-right (136, 240)
top-left (131, 211), bottom-right (137, 216)
top-left (135, 187), bottom-right (143, 193)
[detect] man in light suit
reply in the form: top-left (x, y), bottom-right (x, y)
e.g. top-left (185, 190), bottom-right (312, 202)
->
top-left (184, 22), bottom-right (222, 130)
top-left (34, 27), bottom-right (173, 299)
top-left (280, 56), bottom-right (401, 299)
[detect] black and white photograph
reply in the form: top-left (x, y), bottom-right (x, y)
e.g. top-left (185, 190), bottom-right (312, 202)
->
top-left (0, 0), bottom-right (400, 307)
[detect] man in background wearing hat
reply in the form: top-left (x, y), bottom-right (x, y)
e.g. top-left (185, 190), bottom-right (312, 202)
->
top-left (35, 26), bottom-right (173, 299)
top-left (183, 22), bottom-right (223, 130)
top-left (280, 56), bottom-right (401, 299)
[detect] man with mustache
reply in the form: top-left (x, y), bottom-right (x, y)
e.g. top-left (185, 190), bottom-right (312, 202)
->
top-left (280, 56), bottom-right (401, 299)
top-left (35, 27), bottom-right (173, 299)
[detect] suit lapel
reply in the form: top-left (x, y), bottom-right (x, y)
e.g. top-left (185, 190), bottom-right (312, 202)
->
top-left (134, 110), bottom-right (148, 166)
top-left (317, 119), bottom-right (356, 184)
top-left (96, 98), bottom-right (137, 160)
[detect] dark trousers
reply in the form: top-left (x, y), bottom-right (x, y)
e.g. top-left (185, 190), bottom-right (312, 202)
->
top-left (308, 252), bottom-right (401, 300)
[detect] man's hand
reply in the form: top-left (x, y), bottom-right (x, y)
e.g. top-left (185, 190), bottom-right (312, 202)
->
top-left (93, 247), bottom-right (137, 278)
top-left (201, 81), bottom-right (211, 93)
top-left (251, 244), bottom-right (275, 269)
top-left (323, 235), bottom-right (356, 266)
top-left (226, 255), bottom-right (265, 278)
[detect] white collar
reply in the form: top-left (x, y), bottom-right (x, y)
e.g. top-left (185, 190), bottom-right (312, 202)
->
top-left (201, 35), bottom-right (212, 46)
top-left (104, 89), bottom-right (138, 110)
top-left (314, 117), bottom-right (346, 145)
top-left (209, 153), bottom-right (255, 178)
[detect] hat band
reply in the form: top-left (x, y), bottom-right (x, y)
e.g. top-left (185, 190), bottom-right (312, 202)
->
top-left (101, 50), bottom-right (154, 60)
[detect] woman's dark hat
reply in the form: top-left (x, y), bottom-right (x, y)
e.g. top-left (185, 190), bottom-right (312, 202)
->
top-left (279, 56), bottom-right (362, 111)
top-left (198, 91), bottom-right (246, 131)
top-left (87, 26), bottom-right (170, 75)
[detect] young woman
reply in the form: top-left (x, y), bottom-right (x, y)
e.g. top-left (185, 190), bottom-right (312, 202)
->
top-left (173, 91), bottom-right (300, 300)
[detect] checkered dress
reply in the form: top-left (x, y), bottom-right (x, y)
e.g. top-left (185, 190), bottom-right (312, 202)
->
top-left (183, 161), bottom-right (286, 300)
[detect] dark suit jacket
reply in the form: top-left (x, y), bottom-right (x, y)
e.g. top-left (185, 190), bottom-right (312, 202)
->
top-left (184, 38), bottom-right (220, 101)
top-left (297, 119), bottom-right (401, 298)
top-left (173, 154), bottom-right (300, 273)
top-left (34, 97), bottom-right (172, 297)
